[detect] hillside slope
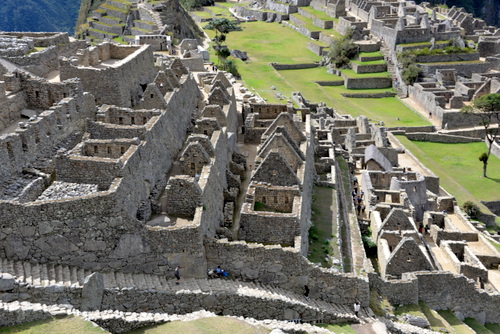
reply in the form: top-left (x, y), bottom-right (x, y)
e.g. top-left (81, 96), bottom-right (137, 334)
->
top-left (0, 0), bottom-right (81, 34)
top-left (416, 0), bottom-right (500, 27)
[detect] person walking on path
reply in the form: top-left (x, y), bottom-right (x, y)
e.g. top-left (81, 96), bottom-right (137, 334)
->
top-left (304, 285), bottom-right (310, 300)
top-left (354, 301), bottom-right (361, 317)
top-left (174, 266), bottom-right (181, 284)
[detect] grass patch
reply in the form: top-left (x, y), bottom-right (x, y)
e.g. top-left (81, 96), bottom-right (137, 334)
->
top-left (341, 69), bottom-right (390, 78)
top-left (394, 304), bottom-right (426, 318)
top-left (317, 322), bottom-right (357, 333)
top-left (419, 301), bottom-right (455, 333)
top-left (464, 318), bottom-right (494, 334)
top-left (309, 186), bottom-right (339, 267)
top-left (192, 10), bottom-right (213, 18)
top-left (485, 323), bottom-right (500, 333)
top-left (422, 60), bottom-right (485, 65)
top-left (395, 138), bottom-right (500, 218)
top-left (359, 51), bottom-right (383, 58)
top-left (201, 20), bottom-right (429, 128)
top-left (0, 316), bottom-right (108, 334)
top-left (437, 310), bottom-right (476, 334)
top-left (113, 36), bottom-right (127, 44)
top-left (299, 6), bottom-right (338, 22)
top-left (128, 317), bottom-right (269, 334)
top-left (398, 40), bottom-right (449, 47)
top-left (369, 289), bottom-right (394, 317)
top-left (351, 59), bottom-right (386, 66)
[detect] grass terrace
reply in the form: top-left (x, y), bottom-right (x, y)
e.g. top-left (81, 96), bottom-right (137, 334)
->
top-left (437, 310), bottom-right (476, 334)
top-left (398, 40), bottom-right (450, 47)
top-left (422, 60), bottom-right (485, 65)
top-left (208, 6), bottom-right (234, 17)
top-left (300, 6), bottom-right (339, 23)
top-left (359, 51), bottom-right (384, 58)
top-left (351, 59), bottom-right (386, 66)
top-left (215, 2), bottom-right (235, 8)
top-left (0, 316), bottom-right (108, 334)
top-left (203, 21), bottom-right (430, 127)
top-left (341, 69), bottom-right (390, 78)
top-left (192, 10), bottom-right (213, 18)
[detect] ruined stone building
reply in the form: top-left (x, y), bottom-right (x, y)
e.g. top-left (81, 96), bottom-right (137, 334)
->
top-left (0, 1), bottom-right (500, 330)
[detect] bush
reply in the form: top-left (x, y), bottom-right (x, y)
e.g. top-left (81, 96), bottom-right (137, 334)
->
top-left (402, 64), bottom-right (421, 85)
top-left (462, 201), bottom-right (481, 219)
top-left (328, 32), bottom-right (359, 69)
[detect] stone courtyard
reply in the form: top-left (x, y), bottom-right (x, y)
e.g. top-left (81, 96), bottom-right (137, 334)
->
top-left (0, 0), bottom-right (499, 333)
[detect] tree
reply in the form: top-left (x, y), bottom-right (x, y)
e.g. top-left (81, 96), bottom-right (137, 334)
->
top-left (461, 93), bottom-right (500, 177)
top-left (204, 18), bottom-right (240, 76)
top-left (327, 29), bottom-right (359, 69)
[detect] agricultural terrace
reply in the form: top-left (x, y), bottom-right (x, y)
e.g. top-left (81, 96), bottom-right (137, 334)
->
top-left (202, 19), bottom-right (430, 128)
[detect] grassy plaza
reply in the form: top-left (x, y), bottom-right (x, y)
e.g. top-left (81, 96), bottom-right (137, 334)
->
top-left (204, 20), bottom-right (430, 128)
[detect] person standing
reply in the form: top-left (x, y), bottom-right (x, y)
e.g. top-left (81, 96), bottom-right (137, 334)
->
top-left (354, 301), bottom-right (360, 317)
top-left (304, 285), bottom-right (310, 300)
top-left (174, 266), bottom-right (181, 284)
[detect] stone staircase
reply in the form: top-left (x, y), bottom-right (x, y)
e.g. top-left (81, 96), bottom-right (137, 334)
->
top-left (0, 258), bottom-right (362, 324)
top-left (0, 258), bottom-right (91, 288)
top-left (137, 3), bottom-right (164, 31)
top-left (379, 42), bottom-right (406, 97)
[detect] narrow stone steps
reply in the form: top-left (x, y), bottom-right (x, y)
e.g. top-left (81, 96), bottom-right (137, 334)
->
top-left (0, 258), bottom-right (359, 322)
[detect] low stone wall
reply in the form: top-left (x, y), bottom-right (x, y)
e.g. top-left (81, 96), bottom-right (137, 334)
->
top-left (270, 62), bottom-right (319, 70)
top-left (418, 61), bottom-right (493, 78)
top-left (370, 271), bottom-right (500, 323)
top-left (351, 63), bottom-right (387, 74)
top-left (265, 0), bottom-right (297, 14)
top-left (233, 5), bottom-right (267, 21)
top-left (342, 76), bottom-right (392, 89)
top-left (415, 52), bottom-right (480, 63)
top-left (405, 133), bottom-right (483, 143)
top-left (306, 41), bottom-right (327, 56)
top-left (487, 136), bottom-right (500, 160)
top-left (205, 239), bottom-right (370, 307)
top-left (341, 92), bottom-right (395, 98)
top-left (315, 80), bottom-right (344, 86)
top-left (282, 21), bottom-right (319, 39)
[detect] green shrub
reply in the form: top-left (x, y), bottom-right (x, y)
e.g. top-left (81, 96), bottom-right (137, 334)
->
top-left (402, 64), bottom-right (421, 85)
top-left (462, 201), bottom-right (481, 219)
top-left (328, 30), bottom-right (359, 69)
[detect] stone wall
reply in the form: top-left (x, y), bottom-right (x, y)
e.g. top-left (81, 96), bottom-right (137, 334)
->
top-left (0, 74), bottom-right (209, 278)
top-left (351, 63), bottom-right (387, 74)
top-left (205, 239), bottom-right (370, 307)
top-left (405, 133), bottom-right (483, 143)
top-left (282, 21), bottom-right (319, 40)
top-left (60, 44), bottom-right (157, 107)
top-left (270, 63), bottom-right (319, 70)
top-left (233, 6), bottom-right (268, 21)
top-left (0, 32), bottom-right (69, 48)
top-left (417, 61), bottom-right (493, 78)
top-left (343, 76), bottom-right (392, 89)
top-left (415, 52), bottom-right (480, 63)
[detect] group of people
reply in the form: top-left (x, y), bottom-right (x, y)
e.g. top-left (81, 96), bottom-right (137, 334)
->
top-left (173, 265), bottom-right (229, 284)
top-left (352, 176), bottom-right (366, 216)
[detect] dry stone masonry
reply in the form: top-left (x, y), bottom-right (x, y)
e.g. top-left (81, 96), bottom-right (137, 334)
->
top-left (0, 0), bottom-right (499, 331)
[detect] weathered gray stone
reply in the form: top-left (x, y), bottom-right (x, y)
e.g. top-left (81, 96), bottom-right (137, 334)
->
top-left (81, 272), bottom-right (104, 311)
top-left (0, 273), bottom-right (16, 291)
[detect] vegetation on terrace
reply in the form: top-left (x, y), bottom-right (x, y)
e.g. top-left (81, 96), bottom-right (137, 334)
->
top-left (202, 18), bottom-right (429, 127)
top-left (299, 6), bottom-right (339, 23)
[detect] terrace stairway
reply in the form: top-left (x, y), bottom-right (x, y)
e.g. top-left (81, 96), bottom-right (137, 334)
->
top-left (0, 258), bottom-right (367, 324)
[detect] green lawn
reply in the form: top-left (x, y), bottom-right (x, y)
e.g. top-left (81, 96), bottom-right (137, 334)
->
top-left (0, 316), bottom-right (108, 334)
top-left (394, 304), bottom-right (426, 318)
top-left (395, 138), bottom-right (500, 218)
top-left (351, 59), bottom-right (386, 66)
top-left (290, 13), bottom-right (334, 33)
top-left (317, 322), bottom-right (357, 333)
top-left (202, 21), bottom-right (430, 127)
top-left (437, 310), bottom-right (476, 334)
top-left (419, 301), bottom-right (455, 333)
top-left (128, 317), bottom-right (269, 334)
top-left (299, 6), bottom-right (339, 22)
top-left (359, 51), bottom-right (383, 58)
top-left (341, 69), bottom-right (390, 78)
top-left (464, 318), bottom-right (495, 334)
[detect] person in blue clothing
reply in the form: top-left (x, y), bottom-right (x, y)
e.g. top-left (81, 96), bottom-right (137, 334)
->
top-left (215, 266), bottom-right (228, 277)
